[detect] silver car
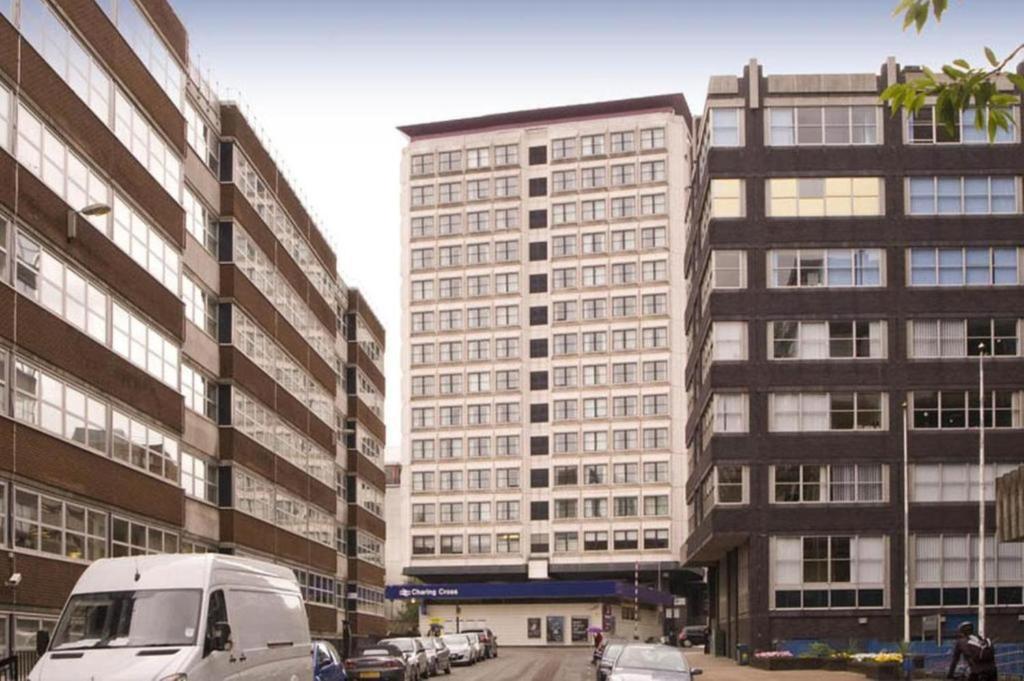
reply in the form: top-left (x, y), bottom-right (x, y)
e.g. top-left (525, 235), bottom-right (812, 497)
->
top-left (417, 637), bottom-right (452, 676)
top-left (380, 637), bottom-right (429, 679)
top-left (440, 634), bottom-right (475, 666)
top-left (464, 633), bottom-right (484, 662)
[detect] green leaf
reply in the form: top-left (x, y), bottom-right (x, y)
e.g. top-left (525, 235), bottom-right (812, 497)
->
top-left (942, 65), bottom-right (966, 80)
top-left (952, 59), bottom-right (970, 69)
top-left (984, 47), bottom-right (999, 68)
top-left (931, 0), bottom-right (948, 19)
top-left (1007, 73), bottom-right (1024, 92)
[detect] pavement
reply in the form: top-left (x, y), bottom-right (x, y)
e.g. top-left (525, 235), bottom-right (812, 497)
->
top-left (440, 647), bottom-right (869, 681)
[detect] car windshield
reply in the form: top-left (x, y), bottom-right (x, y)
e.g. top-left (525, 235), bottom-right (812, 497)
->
top-left (442, 636), bottom-right (467, 647)
top-left (51, 589), bottom-right (202, 650)
top-left (616, 646), bottom-right (688, 672)
top-left (383, 638), bottom-right (414, 652)
top-left (602, 643), bottom-right (625, 662)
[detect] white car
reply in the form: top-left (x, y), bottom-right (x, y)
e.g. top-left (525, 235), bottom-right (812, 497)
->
top-left (29, 554), bottom-right (313, 681)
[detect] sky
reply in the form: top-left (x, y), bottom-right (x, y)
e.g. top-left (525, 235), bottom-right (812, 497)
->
top-left (170, 0), bottom-right (1023, 460)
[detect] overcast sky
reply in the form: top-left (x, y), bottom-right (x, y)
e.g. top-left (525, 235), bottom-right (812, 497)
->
top-left (171, 0), bottom-right (1023, 460)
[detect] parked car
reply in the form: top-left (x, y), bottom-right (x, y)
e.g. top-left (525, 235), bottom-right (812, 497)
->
top-left (379, 637), bottom-right (429, 679)
top-left (462, 628), bottom-right (498, 658)
top-left (344, 643), bottom-right (414, 681)
top-left (441, 634), bottom-right (475, 666)
top-left (314, 640), bottom-right (348, 681)
top-left (28, 554), bottom-right (312, 681)
top-left (678, 625), bottom-right (708, 648)
top-left (464, 633), bottom-right (484, 662)
top-left (608, 644), bottom-right (703, 681)
top-left (596, 641), bottom-right (629, 681)
top-left (418, 637), bottom-right (451, 676)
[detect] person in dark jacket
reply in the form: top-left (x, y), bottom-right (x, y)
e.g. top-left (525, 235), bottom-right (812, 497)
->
top-left (948, 621), bottom-right (997, 681)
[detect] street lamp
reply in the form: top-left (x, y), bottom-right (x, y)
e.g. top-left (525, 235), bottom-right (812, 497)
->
top-left (977, 343), bottom-right (987, 637)
top-left (67, 203), bottom-right (111, 241)
top-left (901, 401), bottom-right (910, 648)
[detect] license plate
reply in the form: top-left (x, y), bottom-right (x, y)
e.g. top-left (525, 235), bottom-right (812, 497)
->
top-left (360, 673), bottom-right (381, 679)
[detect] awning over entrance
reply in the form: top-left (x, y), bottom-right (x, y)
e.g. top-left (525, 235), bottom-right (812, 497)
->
top-left (385, 580), bottom-right (673, 606)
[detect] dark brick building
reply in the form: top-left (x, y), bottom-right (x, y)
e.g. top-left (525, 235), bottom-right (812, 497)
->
top-left (685, 58), bottom-right (1024, 652)
top-left (0, 0), bottom-right (386, 654)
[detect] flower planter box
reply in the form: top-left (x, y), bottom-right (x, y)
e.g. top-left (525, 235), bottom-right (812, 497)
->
top-left (824, 658), bottom-right (850, 672)
top-left (849, 660), bottom-right (902, 680)
top-left (750, 657), bottom-right (827, 671)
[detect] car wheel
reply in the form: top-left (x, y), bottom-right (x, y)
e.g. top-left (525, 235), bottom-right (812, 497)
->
top-left (682, 640), bottom-right (692, 648)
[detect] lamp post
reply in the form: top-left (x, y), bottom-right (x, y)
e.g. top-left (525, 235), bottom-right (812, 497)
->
top-left (67, 203), bottom-right (111, 241)
top-left (977, 343), bottom-right (987, 637)
top-left (902, 401), bottom-right (910, 647)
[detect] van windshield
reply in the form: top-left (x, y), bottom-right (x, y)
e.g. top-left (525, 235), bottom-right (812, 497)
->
top-left (51, 589), bottom-right (202, 650)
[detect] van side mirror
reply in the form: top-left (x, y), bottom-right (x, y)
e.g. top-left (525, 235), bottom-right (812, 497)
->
top-left (691, 668), bottom-right (703, 676)
top-left (36, 630), bottom-right (50, 656)
top-left (210, 622), bottom-right (232, 652)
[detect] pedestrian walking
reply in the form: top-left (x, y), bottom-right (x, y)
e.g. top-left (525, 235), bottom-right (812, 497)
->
top-left (947, 622), bottom-right (997, 681)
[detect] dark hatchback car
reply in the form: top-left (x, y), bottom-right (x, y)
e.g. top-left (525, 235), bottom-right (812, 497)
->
top-left (344, 643), bottom-right (414, 681)
top-left (678, 626), bottom-right (708, 648)
top-left (608, 644), bottom-right (703, 681)
top-left (314, 640), bottom-right (348, 681)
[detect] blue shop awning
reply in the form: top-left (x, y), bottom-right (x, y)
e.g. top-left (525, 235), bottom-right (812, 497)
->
top-left (385, 580), bottom-right (673, 606)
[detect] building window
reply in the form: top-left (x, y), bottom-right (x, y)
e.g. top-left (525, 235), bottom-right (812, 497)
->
top-left (908, 247), bottom-right (1019, 286)
top-left (769, 392), bottom-right (885, 432)
top-left (180, 451), bottom-right (218, 503)
top-left (412, 536), bottom-right (435, 555)
top-left (709, 179), bottom-right (743, 218)
top-left (913, 534), bottom-right (1024, 607)
top-left (611, 131), bottom-right (635, 153)
top-left (773, 535), bottom-right (886, 609)
top-left (643, 495), bottom-right (669, 517)
top-left (180, 363), bottom-right (217, 420)
top-left (909, 318), bottom-right (1020, 358)
top-left (767, 177), bottom-right (884, 217)
top-left (552, 138), bottom-right (575, 160)
top-left (111, 516), bottom-right (178, 556)
top-left (182, 275), bottom-right (217, 337)
top-left (770, 320), bottom-right (885, 360)
top-left (580, 134), bottom-right (605, 156)
top-left (14, 487), bottom-right (107, 561)
top-left (908, 106), bottom-right (1017, 145)
top-left (640, 128), bottom-right (666, 150)
top-left (911, 390), bottom-right (1020, 429)
top-left (183, 188), bottom-right (218, 254)
top-left (709, 250), bottom-right (747, 289)
top-left (710, 393), bottom-right (748, 434)
top-left (644, 529), bottom-right (669, 550)
top-left (769, 249), bottom-right (883, 288)
top-left (410, 153), bottom-right (433, 176)
top-left (768, 106), bottom-right (879, 146)
top-left (908, 176), bottom-right (1018, 215)
top-left (912, 463), bottom-right (1018, 503)
top-left (710, 108), bottom-right (742, 146)
top-left (496, 533), bottom-right (520, 554)
top-left (773, 464), bottom-right (886, 504)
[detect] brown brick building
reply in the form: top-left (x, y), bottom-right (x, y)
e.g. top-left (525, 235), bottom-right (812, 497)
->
top-left (0, 0), bottom-right (386, 655)
top-left (685, 58), bottom-right (1024, 652)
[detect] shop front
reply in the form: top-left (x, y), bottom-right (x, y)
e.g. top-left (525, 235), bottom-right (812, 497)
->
top-left (385, 580), bottom-right (671, 647)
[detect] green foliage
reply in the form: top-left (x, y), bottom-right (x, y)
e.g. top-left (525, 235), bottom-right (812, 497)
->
top-left (881, 2), bottom-right (1024, 142)
top-left (893, 0), bottom-right (948, 32)
top-left (805, 641), bottom-right (836, 659)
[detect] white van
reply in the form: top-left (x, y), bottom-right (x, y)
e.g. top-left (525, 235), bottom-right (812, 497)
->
top-left (28, 554), bottom-right (313, 681)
